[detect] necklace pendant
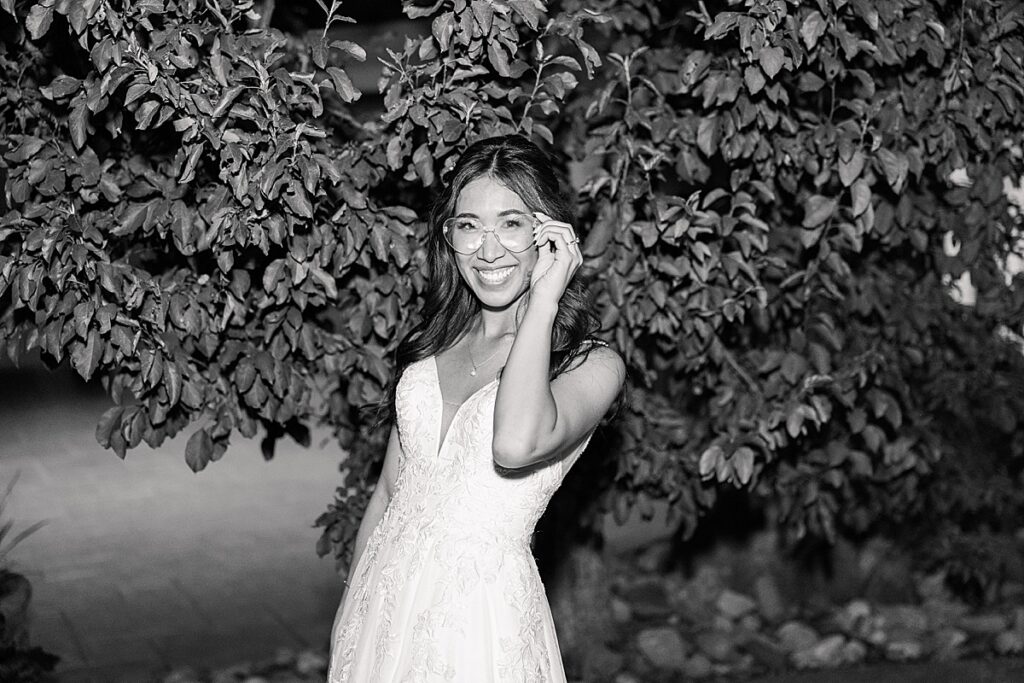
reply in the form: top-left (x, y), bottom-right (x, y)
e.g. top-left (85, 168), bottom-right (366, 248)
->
top-left (469, 369), bottom-right (477, 377)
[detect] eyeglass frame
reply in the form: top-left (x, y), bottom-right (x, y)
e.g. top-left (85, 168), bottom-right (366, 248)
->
top-left (441, 211), bottom-right (541, 255)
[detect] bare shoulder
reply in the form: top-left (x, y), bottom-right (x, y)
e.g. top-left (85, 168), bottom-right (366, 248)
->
top-left (583, 343), bottom-right (626, 383)
top-left (556, 343), bottom-right (626, 398)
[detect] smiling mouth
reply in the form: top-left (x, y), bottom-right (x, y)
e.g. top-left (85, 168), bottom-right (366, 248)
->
top-left (475, 265), bottom-right (516, 285)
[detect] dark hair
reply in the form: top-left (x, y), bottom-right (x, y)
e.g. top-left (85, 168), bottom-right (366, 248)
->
top-left (373, 135), bottom-right (600, 428)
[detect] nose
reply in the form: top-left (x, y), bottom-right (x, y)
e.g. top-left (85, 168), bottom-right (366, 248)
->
top-left (478, 231), bottom-right (506, 262)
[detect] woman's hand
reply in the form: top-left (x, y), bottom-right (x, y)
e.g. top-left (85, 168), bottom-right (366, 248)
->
top-left (529, 211), bottom-right (582, 309)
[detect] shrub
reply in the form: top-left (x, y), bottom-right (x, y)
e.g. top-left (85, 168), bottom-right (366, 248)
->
top-left (2, 0), bottom-right (1023, 590)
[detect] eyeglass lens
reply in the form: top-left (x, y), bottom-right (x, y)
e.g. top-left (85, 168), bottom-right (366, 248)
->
top-left (444, 213), bottom-right (537, 254)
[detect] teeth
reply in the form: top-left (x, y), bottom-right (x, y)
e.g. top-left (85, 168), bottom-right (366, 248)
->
top-left (477, 266), bottom-right (515, 284)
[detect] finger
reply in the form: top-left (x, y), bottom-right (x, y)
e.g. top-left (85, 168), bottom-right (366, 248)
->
top-left (535, 226), bottom-right (571, 254)
top-left (534, 222), bottom-right (578, 247)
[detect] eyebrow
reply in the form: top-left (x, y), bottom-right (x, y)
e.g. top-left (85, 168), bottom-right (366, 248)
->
top-left (453, 209), bottom-right (531, 218)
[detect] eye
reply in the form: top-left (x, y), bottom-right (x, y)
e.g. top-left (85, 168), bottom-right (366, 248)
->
top-left (452, 218), bottom-right (481, 232)
top-left (501, 214), bottom-right (532, 230)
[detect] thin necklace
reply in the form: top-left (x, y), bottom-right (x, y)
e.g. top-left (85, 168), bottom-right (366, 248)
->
top-left (468, 344), bottom-right (502, 377)
top-left (467, 333), bottom-right (514, 377)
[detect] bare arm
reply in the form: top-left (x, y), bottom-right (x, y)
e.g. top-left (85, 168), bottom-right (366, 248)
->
top-left (491, 212), bottom-right (624, 469)
top-left (492, 303), bottom-right (624, 469)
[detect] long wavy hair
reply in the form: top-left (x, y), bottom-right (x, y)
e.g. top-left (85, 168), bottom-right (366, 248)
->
top-left (373, 135), bottom-right (600, 428)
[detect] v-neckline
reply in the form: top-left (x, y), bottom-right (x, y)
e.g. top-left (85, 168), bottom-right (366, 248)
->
top-left (431, 355), bottom-right (499, 459)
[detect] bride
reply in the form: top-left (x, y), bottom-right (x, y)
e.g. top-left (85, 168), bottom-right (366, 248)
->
top-left (328, 134), bottom-right (625, 681)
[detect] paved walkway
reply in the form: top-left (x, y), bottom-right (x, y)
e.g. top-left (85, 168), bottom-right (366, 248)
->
top-left (1, 361), bottom-right (344, 682)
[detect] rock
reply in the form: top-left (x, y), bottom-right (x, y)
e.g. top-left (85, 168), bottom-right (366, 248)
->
top-left (929, 627), bottom-right (967, 661)
top-left (776, 620), bottom-right (819, 653)
top-left (916, 570), bottom-right (950, 602)
top-left (753, 574), bottom-right (786, 622)
top-left (711, 614), bottom-right (734, 632)
top-left (681, 653), bottom-right (713, 679)
top-left (212, 667), bottom-right (251, 683)
top-left (1014, 606), bottom-right (1024, 631)
top-left (716, 589), bottom-right (757, 620)
top-left (922, 597), bottom-right (970, 626)
top-left (791, 634), bottom-right (847, 669)
top-left (671, 585), bottom-right (717, 625)
top-left (958, 613), bottom-right (1009, 635)
top-left (695, 629), bottom-right (734, 662)
top-left (876, 604), bottom-right (929, 634)
top-left (739, 613), bottom-right (763, 634)
top-left (743, 632), bottom-right (788, 669)
top-left (620, 579), bottom-right (673, 620)
top-left (610, 596), bottom-right (632, 624)
top-left (164, 669), bottom-right (203, 683)
top-left (1000, 581), bottom-right (1024, 601)
top-left (841, 639), bottom-right (868, 664)
top-left (635, 540), bottom-right (673, 573)
top-left (994, 630), bottom-right (1024, 656)
top-left (580, 645), bottom-right (625, 679)
top-left (690, 564), bottom-right (726, 603)
top-left (636, 627), bottom-right (688, 671)
top-left (884, 638), bottom-right (924, 661)
top-left (832, 599), bottom-right (872, 635)
top-left (295, 650), bottom-right (327, 675)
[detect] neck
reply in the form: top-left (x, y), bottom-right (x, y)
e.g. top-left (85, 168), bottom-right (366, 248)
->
top-left (476, 308), bottom-right (517, 340)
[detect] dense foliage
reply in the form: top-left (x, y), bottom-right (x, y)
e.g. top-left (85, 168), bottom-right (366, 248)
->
top-left (2, 0), bottom-right (1023, 587)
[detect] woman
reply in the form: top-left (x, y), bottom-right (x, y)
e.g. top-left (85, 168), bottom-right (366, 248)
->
top-left (328, 135), bottom-right (625, 681)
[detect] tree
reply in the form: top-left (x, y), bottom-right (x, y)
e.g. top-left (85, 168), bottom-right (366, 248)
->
top-left (2, 0), bottom-right (1023, 591)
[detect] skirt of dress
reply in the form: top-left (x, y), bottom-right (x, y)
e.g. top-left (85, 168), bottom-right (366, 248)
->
top-left (328, 531), bottom-right (567, 683)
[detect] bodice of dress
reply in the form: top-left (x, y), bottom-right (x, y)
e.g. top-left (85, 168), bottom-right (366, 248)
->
top-left (386, 356), bottom-right (591, 551)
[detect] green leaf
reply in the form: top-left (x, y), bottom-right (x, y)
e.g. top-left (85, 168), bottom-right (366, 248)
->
top-left (263, 259), bottom-right (286, 292)
top-left (838, 150), bottom-right (865, 187)
top-left (487, 41), bottom-right (512, 77)
top-left (95, 406), bottom-right (125, 448)
top-left (432, 12), bottom-right (455, 51)
top-left (26, 4), bottom-right (53, 40)
top-left (327, 67), bottom-right (360, 102)
top-left (71, 329), bottom-right (103, 380)
top-left (179, 143), bottom-right (203, 183)
top-left (412, 144), bottom-right (434, 186)
top-left (851, 179), bottom-right (871, 216)
top-left (44, 75), bottom-right (82, 99)
top-left (697, 116), bottom-right (719, 157)
top-left (698, 444), bottom-right (723, 479)
top-left (330, 40), bottom-right (366, 61)
top-left (759, 46), bottom-right (785, 79)
top-left (284, 187), bottom-right (313, 218)
top-left (786, 409), bottom-right (804, 438)
top-left (732, 446), bottom-right (755, 485)
top-left (69, 104), bottom-right (89, 150)
top-left (800, 11), bottom-right (827, 50)
top-left (802, 195), bottom-right (837, 228)
top-left (185, 428), bottom-right (214, 472)
top-left (7, 136), bottom-right (46, 162)
top-left (743, 65), bottom-right (765, 94)
top-left (876, 149), bottom-right (909, 193)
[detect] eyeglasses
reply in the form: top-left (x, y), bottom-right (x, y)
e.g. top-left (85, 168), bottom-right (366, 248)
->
top-left (442, 211), bottom-right (539, 254)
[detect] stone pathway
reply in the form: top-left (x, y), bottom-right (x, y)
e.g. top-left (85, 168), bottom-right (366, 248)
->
top-left (1, 362), bottom-right (344, 682)
top-left (750, 657), bottom-right (1024, 682)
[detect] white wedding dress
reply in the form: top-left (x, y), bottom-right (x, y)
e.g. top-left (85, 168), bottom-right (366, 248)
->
top-left (327, 355), bottom-right (594, 682)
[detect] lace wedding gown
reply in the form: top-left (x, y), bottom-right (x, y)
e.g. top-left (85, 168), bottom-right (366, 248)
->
top-left (327, 356), bottom-right (594, 682)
